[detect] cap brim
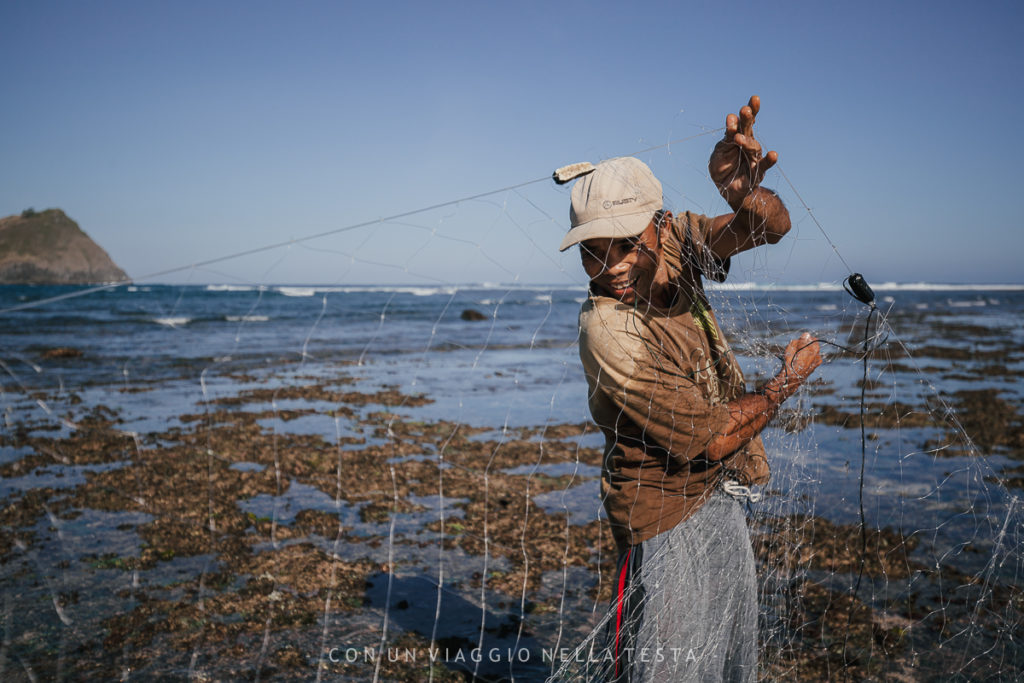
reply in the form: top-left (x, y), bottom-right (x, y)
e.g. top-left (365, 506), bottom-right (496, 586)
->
top-left (558, 211), bottom-right (652, 252)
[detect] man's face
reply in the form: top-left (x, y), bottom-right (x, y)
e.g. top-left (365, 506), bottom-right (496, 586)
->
top-left (579, 220), bottom-right (660, 305)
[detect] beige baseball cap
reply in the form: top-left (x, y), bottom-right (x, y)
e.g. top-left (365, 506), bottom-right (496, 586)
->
top-left (558, 156), bottom-right (663, 252)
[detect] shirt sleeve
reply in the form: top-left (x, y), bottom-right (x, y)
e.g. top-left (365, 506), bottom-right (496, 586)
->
top-left (662, 211), bottom-right (731, 283)
top-left (579, 300), bottom-right (731, 464)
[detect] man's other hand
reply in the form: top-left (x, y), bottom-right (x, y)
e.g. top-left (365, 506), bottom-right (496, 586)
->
top-left (784, 332), bottom-right (822, 382)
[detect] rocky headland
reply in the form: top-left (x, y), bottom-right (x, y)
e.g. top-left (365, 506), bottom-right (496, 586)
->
top-left (0, 208), bottom-right (129, 284)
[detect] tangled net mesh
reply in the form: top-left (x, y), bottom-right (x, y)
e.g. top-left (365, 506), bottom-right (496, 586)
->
top-left (0, 139), bottom-right (1021, 681)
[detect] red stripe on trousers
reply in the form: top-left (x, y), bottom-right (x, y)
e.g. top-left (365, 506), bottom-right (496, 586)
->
top-left (613, 547), bottom-right (632, 679)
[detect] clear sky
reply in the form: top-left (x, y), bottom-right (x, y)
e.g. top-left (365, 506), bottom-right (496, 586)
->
top-left (2, 0), bottom-right (1021, 286)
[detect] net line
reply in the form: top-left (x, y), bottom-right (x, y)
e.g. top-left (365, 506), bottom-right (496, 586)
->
top-left (0, 130), bottom-right (723, 318)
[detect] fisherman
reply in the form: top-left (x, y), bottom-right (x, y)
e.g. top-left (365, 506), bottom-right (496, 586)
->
top-left (558, 97), bottom-right (822, 681)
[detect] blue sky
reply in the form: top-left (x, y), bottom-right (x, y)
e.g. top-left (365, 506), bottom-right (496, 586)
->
top-left (2, 0), bottom-right (1021, 285)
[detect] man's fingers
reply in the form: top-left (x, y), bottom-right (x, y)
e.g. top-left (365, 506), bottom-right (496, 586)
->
top-left (727, 96), bottom-right (761, 142)
top-left (785, 333), bottom-right (823, 377)
top-left (739, 105), bottom-right (754, 137)
top-left (788, 332), bottom-right (815, 351)
top-left (759, 150), bottom-right (778, 173)
top-left (725, 112), bottom-right (739, 139)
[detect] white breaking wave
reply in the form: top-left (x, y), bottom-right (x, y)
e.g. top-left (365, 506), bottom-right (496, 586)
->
top-left (203, 281), bottom-right (1024, 297)
top-left (206, 284), bottom-right (266, 292)
top-left (199, 283), bottom-right (595, 297)
top-left (270, 285), bottom-right (461, 297)
top-left (709, 281), bottom-right (1024, 292)
top-left (364, 285), bottom-right (459, 296)
top-left (709, 281), bottom-right (844, 292)
top-left (277, 287), bottom-right (318, 297)
top-left (880, 282), bottom-right (1024, 291)
top-left (225, 315), bottom-right (270, 322)
top-left (153, 317), bottom-right (191, 327)
top-left (412, 286), bottom-right (456, 296)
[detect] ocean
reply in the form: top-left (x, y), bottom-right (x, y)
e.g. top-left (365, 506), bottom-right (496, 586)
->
top-left (6, 281), bottom-right (1022, 419)
top-left (1, 282), bottom-right (1022, 680)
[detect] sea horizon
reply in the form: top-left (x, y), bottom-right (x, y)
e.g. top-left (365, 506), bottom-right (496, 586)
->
top-left (5, 279), bottom-right (1024, 293)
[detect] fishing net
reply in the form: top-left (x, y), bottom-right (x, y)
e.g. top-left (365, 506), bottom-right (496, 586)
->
top-left (1, 135), bottom-right (1021, 681)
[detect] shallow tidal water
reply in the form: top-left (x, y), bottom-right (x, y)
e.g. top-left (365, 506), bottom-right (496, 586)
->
top-left (1, 283), bottom-right (1022, 680)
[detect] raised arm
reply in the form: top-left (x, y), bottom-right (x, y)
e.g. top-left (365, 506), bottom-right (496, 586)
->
top-left (706, 95), bottom-right (791, 260)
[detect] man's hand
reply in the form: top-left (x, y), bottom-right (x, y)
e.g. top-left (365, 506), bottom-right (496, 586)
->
top-left (706, 332), bottom-right (821, 461)
top-left (708, 95), bottom-right (778, 209)
top-left (763, 332), bottom-right (821, 403)
top-left (783, 332), bottom-right (822, 382)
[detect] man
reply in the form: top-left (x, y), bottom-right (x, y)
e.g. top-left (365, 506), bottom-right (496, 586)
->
top-left (559, 97), bottom-right (822, 681)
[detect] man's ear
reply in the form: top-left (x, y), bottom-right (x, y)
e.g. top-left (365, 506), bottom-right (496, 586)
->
top-left (657, 211), bottom-right (673, 247)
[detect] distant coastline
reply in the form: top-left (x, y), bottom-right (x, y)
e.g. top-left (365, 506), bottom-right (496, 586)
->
top-left (0, 208), bottom-right (128, 285)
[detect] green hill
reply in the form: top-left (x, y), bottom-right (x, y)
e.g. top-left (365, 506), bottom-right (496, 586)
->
top-left (0, 209), bottom-right (129, 284)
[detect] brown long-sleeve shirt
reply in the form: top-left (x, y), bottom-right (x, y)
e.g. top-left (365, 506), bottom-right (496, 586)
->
top-left (578, 212), bottom-right (769, 550)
